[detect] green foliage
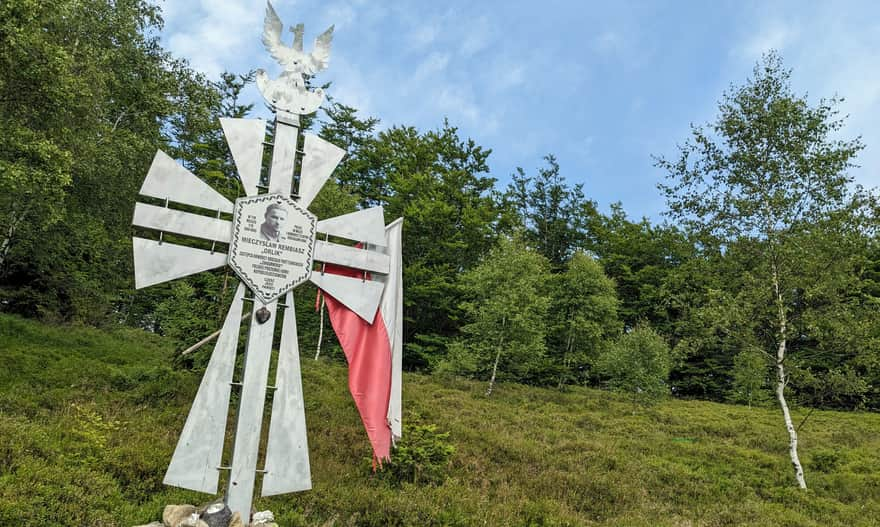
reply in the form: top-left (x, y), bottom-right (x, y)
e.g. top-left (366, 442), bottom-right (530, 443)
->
top-left (0, 121), bottom-right (72, 257)
top-left (0, 0), bottom-right (877, 436)
top-left (319, 106), bottom-right (503, 369)
top-left (791, 366), bottom-right (871, 410)
top-left (810, 449), bottom-right (846, 473)
top-left (441, 237), bottom-right (551, 391)
top-left (729, 349), bottom-right (772, 407)
top-left (376, 422), bottom-right (455, 486)
top-left (584, 204), bottom-right (693, 334)
top-left (596, 324), bottom-right (671, 400)
top-left (656, 51), bottom-right (880, 487)
top-left (505, 155), bottom-right (592, 269)
top-left (657, 50), bottom-right (863, 243)
top-left (71, 403), bottom-right (122, 465)
top-left (0, 0), bottom-right (224, 322)
top-left (152, 273), bottom-right (234, 354)
top-left (548, 251), bottom-right (620, 386)
top-left (657, 51), bottom-right (879, 411)
top-left (671, 285), bottom-right (758, 399)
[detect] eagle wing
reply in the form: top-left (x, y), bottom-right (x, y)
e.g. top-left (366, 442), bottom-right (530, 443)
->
top-left (261, 2), bottom-right (296, 66)
top-left (303, 25), bottom-right (334, 74)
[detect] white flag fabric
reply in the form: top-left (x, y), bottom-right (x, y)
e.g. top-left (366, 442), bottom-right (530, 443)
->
top-left (380, 218), bottom-right (404, 442)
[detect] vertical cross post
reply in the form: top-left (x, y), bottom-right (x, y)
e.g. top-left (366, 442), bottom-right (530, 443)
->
top-left (226, 111), bottom-right (301, 520)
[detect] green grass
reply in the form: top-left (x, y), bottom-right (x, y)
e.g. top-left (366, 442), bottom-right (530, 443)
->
top-left (1, 313), bottom-right (879, 526)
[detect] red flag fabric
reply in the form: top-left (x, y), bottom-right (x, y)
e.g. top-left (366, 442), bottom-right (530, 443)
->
top-left (320, 264), bottom-right (393, 463)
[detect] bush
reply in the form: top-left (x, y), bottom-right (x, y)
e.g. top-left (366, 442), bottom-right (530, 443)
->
top-left (375, 423), bottom-right (455, 486)
top-left (811, 449), bottom-right (846, 473)
top-left (596, 324), bottom-right (671, 400)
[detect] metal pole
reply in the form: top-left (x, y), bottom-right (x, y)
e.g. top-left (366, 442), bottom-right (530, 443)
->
top-left (225, 111), bottom-right (302, 521)
top-left (226, 300), bottom-right (278, 518)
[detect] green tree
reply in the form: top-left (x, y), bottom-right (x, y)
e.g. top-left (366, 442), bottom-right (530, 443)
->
top-left (442, 237), bottom-right (551, 395)
top-left (0, 0), bottom-right (221, 322)
top-left (319, 100), bottom-right (383, 206)
top-left (0, 123), bottom-right (71, 269)
top-left (666, 258), bottom-right (755, 400)
top-left (506, 155), bottom-right (592, 269)
top-left (729, 348), bottom-right (771, 407)
top-left (657, 51), bottom-right (866, 488)
top-left (319, 108), bottom-right (504, 369)
top-left (549, 251), bottom-right (620, 387)
top-left (596, 324), bottom-right (671, 400)
top-left (168, 71), bottom-right (254, 201)
top-left (782, 221), bottom-right (879, 410)
top-left (584, 203), bottom-right (693, 336)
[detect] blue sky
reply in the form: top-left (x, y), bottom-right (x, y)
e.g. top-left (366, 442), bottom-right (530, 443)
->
top-left (160, 1), bottom-right (880, 221)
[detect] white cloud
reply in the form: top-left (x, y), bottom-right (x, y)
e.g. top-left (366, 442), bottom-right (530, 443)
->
top-left (573, 136), bottom-right (595, 163)
top-left (322, 53), bottom-right (376, 116)
top-left (589, 26), bottom-right (649, 73)
top-left (629, 96), bottom-right (645, 114)
top-left (163, 0), bottom-right (261, 78)
top-left (435, 84), bottom-right (498, 135)
top-left (408, 24), bottom-right (439, 49)
top-left (320, 0), bottom-right (388, 33)
top-left (734, 23), bottom-right (801, 59)
top-left (458, 15), bottom-right (495, 57)
top-left (321, 2), bottom-right (357, 30)
top-left (413, 52), bottom-right (450, 81)
top-left (488, 61), bottom-right (525, 92)
top-left (593, 30), bottom-right (625, 55)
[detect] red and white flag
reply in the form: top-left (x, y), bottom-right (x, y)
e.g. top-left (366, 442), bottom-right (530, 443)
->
top-left (319, 218), bottom-right (403, 463)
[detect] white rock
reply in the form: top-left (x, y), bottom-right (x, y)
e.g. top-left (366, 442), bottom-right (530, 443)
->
top-left (251, 510), bottom-right (275, 524)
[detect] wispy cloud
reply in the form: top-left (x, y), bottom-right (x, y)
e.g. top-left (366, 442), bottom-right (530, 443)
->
top-left (593, 30), bottom-right (626, 55)
top-left (408, 23), bottom-right (439, 49)
top-left (413, 52), bottom-right (450, 81)
top-left (164, 0), bottom-right (261, 78)
top-left (458, 15), bottom-right (495, 57)
top-left (734, 23), bottom-right (801, 60)
top-left (158, 0), bottom-right (880, 219)
top-left (729, 6), bottom-right (880, 190)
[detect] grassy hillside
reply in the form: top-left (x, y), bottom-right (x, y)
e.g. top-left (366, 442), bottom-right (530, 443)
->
top-left (1, 313), bottom-right (879, 526)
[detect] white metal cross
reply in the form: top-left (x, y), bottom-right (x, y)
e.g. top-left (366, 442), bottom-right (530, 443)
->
top-left (131, 8), bottom-right (397, 520)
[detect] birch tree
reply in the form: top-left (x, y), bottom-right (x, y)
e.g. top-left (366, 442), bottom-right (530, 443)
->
top-left (442, 237), bottom-right (551, 396)
top-left (656, 52), bottom-right (864, 489)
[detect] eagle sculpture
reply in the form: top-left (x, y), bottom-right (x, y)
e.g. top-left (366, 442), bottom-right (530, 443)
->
top-left (256, 1), bottom-right (334, 115)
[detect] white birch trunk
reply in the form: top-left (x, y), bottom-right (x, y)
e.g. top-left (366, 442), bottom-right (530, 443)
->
top-left (0, 235), bottom-right (10, 270)
top-left (486, 316), bottom-right (506, 397)
top-left (314, 294), bottom-right (325, 360)
top-left (0, 213), bottom-right (22, 270)
top-left (772, 261), bottom-right (807, 489)
top-left (0, 206), bottom-right (27, 271)
top-left (558, 331), bottom-right (573, 389)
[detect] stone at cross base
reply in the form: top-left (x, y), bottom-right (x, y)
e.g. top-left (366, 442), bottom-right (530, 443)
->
top-left (133, 503), bottom-right (273, 527)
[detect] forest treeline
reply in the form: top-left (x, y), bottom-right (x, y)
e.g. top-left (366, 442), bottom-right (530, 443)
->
top-left (2, 0), bottom-right (879, 411)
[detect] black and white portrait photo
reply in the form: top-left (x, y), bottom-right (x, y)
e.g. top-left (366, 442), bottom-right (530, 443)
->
top-left (260, 203), bottom-right (288, 242)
